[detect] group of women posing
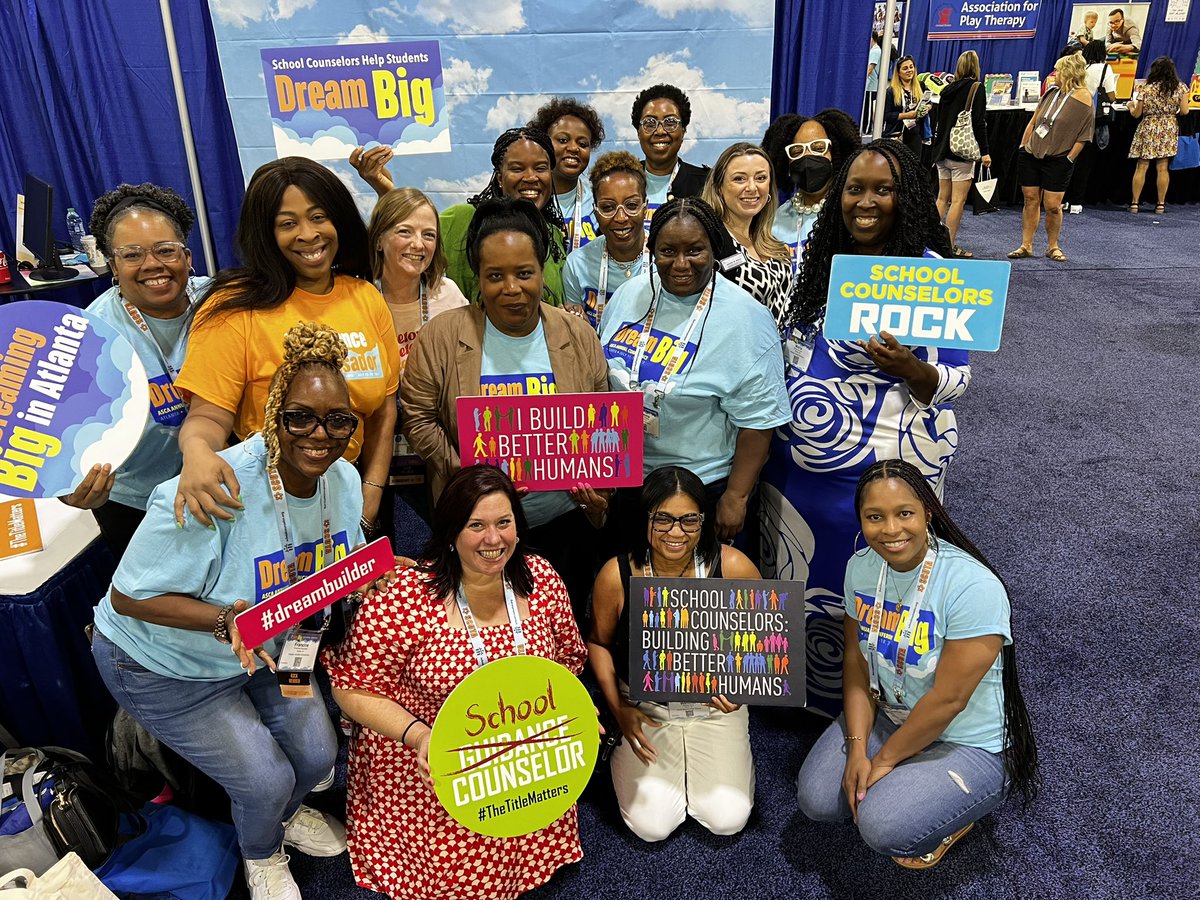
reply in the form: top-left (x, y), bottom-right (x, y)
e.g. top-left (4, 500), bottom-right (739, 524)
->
top-left (78, 84), bottom-right (1037, 900)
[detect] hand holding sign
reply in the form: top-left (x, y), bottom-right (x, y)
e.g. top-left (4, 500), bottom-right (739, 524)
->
top-left (228, 598), bottom-right (277, 676)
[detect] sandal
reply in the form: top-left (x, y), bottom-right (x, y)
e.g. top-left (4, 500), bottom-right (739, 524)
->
top-left (952, 246), bottom-right (974, 259)
top-left (1155, 204), bottom-right (1166, 214)
top-left (1128, 204), bottom-right (1139, 213)
top-left (1006, 246), bottom-right (1032, 259)
top-left (893, 822), bottom-right (975, 870)
top-left (1046, 247), bottom-right (1067, 262)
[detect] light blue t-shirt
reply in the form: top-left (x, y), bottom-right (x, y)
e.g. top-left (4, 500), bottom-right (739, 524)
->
top-left (85, 276), bottom-right (210, 509)
top-left (844, 544), bottom-right (1013, 753)
top-left (93, 434), bottom-right (364, 681)
top-left (562, 236), bottom-right (648, 332)
top-left (556, 182), bottom-right (597, 251)
top-left (867, 44), bottom-right (882, 92)
top-left (479, 318), bottom-right (576, 527)
top-left (598, 274), bottom-right (791, 484)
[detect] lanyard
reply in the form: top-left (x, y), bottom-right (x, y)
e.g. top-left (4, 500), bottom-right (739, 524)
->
top-left (569, 182), bottom-right (584, 252)
top-left (644, 550), bottom-right (707, 579)
top-left (629, 279), bottom-right (714, 390)
top-left (418, 279), bottom-right (430, 327)
top-left (1041, 89), bottom-right (1071, 127)
top-left (455, 579), bottom-right (526, 667)
top-left (266, 466), bottom-right (332, 591)
top-left (596, 245), bottom-right (650, 323)
top-left (119, 284), bottom-right (195, 381)
top-left (864, 544), bottom-right (937, 703)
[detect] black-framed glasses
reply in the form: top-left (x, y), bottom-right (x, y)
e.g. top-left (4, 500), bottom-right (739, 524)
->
top-left (595, 198), bottom-right (647, 219)
top-left (110, 241), bottom-right (188, 266)
top-left (785, 139), bottom-right (832, 160)
top-left (281, 410), bottom-right (359, 439)
top-left (639, 116), bottom-right (682, 134)
top-left (649, 512), bottom-right (704, 533)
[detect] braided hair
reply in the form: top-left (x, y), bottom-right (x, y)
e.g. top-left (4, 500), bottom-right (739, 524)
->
top-left (786, 139), bottom-right (952, 327)
top-left (853, 460), bottom-right (1040, 807)
top-left (465, 198), bottom-right (548, 278)
top-left (261, 322), bottom-right (349, 469)
top-left (89, 183), bottom-right (195, 258)
top-left (762, 109), bottom-right (862, 204)
top-left (468, 127), bottom-right (566, 263)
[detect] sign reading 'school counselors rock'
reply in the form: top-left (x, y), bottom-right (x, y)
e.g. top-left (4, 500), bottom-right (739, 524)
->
top-left (0, 302), bottom-right (148, 499)
top-left (429, 655), bottom-right (598, 838)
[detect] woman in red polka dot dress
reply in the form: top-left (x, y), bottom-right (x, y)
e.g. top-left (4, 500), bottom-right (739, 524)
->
top-left (326, 465), bottom-right (587, 899)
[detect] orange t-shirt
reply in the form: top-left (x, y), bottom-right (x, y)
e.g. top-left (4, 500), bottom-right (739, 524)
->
top-left (176, 275), bottom-right (400, 461)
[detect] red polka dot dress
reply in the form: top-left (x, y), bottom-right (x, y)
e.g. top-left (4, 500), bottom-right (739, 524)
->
top-left (324, 555), bottom-right (588, 899)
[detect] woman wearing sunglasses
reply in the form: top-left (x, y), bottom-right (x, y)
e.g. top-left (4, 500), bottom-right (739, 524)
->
top-left (92, 322), bottom-right (362, 899)
top-left (588, 465), bottom-right (761, 842)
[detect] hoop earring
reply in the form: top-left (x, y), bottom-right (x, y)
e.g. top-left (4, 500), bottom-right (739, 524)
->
top-left (852, 530), bottom-right (870, 557)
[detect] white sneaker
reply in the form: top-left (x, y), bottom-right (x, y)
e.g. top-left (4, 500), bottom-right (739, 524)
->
top-left (244, 851), bottom-right (301, 900)
top-left (282, 804), bottom-right (347, 857)
top-left (310, 766), bottom-right (335, 793)
top-left (1068, 204), bottom-right (1082, 214)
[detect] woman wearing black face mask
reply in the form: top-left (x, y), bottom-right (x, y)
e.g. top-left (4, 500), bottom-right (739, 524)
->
top-left (763, 110), bottom-right (862, 275)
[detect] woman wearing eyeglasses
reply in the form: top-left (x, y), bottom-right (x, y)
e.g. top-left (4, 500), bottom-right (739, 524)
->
top-left (762, 109), bottom-right (862, 271)
top-left (92, 323), bottom-right (360, 899)
top-left (632, 84), bottom-right (710, 219)
top-left (589, 465), bottom-right (761, 841)
top-left (563, 151), bottom-right (649, 331)
top-left (58, 184), bottom-right (210, 556)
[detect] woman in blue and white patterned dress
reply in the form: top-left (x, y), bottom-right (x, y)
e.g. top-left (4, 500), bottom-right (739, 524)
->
top-left (758, 140), bottom-right (970, 718)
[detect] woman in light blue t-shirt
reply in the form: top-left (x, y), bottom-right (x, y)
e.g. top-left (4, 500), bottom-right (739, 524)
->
top-left (796, 459), bottom-right (1039, 870)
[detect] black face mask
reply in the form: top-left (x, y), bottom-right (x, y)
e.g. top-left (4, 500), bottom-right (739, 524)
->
top-left (789, 156), bottom-right (834, 196)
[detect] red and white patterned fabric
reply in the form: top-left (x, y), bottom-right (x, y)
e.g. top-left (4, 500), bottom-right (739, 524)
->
top-left (324, 554), bottom-right (587, 899)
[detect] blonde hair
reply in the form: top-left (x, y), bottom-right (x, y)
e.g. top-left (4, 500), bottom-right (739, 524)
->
top-left (366, 187), bottom-right (447, 291)
top-left (262, 322), bottom-right (349, 468)
top-left (701, 143), bottom-right (791, 263)
top-left (1054, 53), bottom-right (1088, 92)
top-left (890, 56), bottom-right (919, 105)
top-left (955, 50), bottom-right (981, 83)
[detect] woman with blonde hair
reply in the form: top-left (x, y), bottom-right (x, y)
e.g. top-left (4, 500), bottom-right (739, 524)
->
top-left (1009, 53), bottom-right (1093, 262)
top-left (883, 56), bottom-right (929, 159)
top-left (701, 142), bottom-right (794, 324)
top-left (931, 50), bottom-right (992, 258)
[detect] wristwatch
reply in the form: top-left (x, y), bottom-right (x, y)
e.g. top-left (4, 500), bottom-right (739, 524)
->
top-left (213, 605), bottom-right (234, 644)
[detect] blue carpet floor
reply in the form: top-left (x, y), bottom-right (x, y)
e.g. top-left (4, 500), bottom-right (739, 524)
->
top-left (288, 201), bottom-right (1200, 899)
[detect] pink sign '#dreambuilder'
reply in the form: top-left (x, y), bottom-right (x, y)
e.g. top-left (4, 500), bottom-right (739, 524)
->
top-left (455, 392), bottom-right (643, 492)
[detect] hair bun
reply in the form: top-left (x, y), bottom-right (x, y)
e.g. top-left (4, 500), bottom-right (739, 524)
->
top-left (282, 321), bottom-right (349, 369)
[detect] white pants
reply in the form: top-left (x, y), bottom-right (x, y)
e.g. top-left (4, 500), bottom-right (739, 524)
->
top-left (609, 686), bottom-right (755, 842)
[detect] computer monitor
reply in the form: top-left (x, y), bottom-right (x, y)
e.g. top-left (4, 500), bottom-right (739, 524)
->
top-left (23, 173), bottom-right (77, 282)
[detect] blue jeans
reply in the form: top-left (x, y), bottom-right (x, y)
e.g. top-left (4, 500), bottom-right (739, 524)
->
top-left (796, 712), bottom-right (1007, 857)
top-left (92, 631), bottom-right (337, 858)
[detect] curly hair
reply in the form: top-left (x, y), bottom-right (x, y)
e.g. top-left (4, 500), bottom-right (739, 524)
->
top-left (366, 187), bottom-right (447, 290)
top-left (589, 149), bottom-right (648, 199)
top-left (1144, 55), bottom-right (1183, 94)
top-left (261, 322), bottom-right (350, 469)
top-left (761, 109), bottom-right (862, 203)
top-left (631, 83), bottom-right (693, 129)
top-left (469, 127), bottom-right (566, 263)
top-left (526, 97), bottom-right (605, 148)
top-left (1054, 52), bottom-right (1088, 93)
top-left (786, 140), bottom-right (952, 327)
top-left (89, 183), bottom-right (195, 258)
top-left (700, 142), bottom-right (791, 263)
top-left (854, 460), bottom-right (1040, 807)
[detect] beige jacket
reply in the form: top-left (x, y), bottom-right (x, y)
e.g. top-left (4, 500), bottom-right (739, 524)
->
top-left (400, 302), bottom-right (610, 500)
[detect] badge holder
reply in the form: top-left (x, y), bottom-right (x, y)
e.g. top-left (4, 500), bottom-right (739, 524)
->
top-left (1034, 123), bottom-right (1050, 139)
top-left (784, 326), bottom-right (815, 376)
top-left (642, 385), bottom-right (661, 439)
top-left (667, 701), bottom-right (712, 720)
top-left (276, 614), bottom-right (328, 699)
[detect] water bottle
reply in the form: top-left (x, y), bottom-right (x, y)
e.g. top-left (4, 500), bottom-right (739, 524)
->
top-left (66, 208), bottom-right (86, 252)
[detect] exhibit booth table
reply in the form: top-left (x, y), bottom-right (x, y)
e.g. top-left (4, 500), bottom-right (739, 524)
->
top-left (0, 502), bottom-right (116, 756)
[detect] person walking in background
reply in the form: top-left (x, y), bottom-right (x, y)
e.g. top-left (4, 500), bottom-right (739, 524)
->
top-left (930, 51), bottom-right (991, 257)
top-left (1128, 56), bottom-right (1191, 214)
top-left (863, 32), bottom-right (884, 132)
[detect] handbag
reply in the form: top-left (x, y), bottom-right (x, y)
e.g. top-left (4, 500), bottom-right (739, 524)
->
top-left (1169, 135), bottom-right (1200, 171)
top-left (1094, 64), bottom-right (1113, 124)
top-left (971, 164), bottom-right (999, 215)
top-left (949, 82), bottom-right (982, 160)
top-left (0, 853), bottom-right (118, 898)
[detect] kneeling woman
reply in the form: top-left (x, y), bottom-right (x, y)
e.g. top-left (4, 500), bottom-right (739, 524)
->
top-left (92, 323), bottom-right (361, 898)
top-left (589, 466), bottom-right (761, 841)
top-left (796, 460), bottom-right (1038, 868)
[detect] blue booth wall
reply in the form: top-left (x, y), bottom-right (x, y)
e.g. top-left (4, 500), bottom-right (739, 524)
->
top-left (774, 0), bottom-right (1200, 120)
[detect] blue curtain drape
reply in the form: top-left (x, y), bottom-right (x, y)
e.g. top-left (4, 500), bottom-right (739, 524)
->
top-left (773, 1), bottom-right (1200, 120)
top-left (0, 0), bottom-right (244, 277)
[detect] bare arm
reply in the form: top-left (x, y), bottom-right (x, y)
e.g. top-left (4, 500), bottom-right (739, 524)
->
top-left (349, 146), bottom-right (395, 197)
top-left (176, 397), bottom-right (242, 526)
top-left (359, 393), bottom-right (397, 529)
top-left (841, 613), bottom-right (877, 820)
top-left (399, 333), bottom-right (459, 487)
top-left (715, 428), bottom-right (772, 541)
top-left (333, 687), bottom-right (433, 784)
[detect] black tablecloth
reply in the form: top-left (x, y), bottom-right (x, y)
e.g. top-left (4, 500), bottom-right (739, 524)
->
top-left (982, 108), bottom-right (1200, 205)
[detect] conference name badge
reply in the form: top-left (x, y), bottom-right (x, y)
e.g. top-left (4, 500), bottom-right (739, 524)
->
top-left (429, 655), bottom-right (598, 838)
top-left (822, 254), bottom-right (1010, 352)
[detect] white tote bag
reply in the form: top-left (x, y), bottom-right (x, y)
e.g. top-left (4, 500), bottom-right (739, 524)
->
top-left (0, 852), bottom-right (118, 899)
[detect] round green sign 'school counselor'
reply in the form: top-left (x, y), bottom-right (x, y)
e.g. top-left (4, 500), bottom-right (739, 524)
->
top-left (429, 655), bottom-right (599, 838)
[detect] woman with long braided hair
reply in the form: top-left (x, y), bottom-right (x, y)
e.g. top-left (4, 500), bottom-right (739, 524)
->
top-left (93, 322), bottom-right (364, 899)
top-left (758, 140), bottom-right (968, 719)
top-left (797, 459), bottom-right (1039, 869)
top-left (598, 196), bottom-right (789, 542)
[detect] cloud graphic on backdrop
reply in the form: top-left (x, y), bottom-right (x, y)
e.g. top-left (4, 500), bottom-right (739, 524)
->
top-left (210, 0), bottom-right (315, 26)
top-left (637, 0), bottom-right (773, 27)
top-left (444, 59), bottom-right (494, 113)
top-left (274, 124), bottom-right (450, 160)
top-left (425, 169), bottom-right (493, 196)
top-left (404, 0), bottom-right (525, 34)
top-left (338, 23), bottom-right (389, 44)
